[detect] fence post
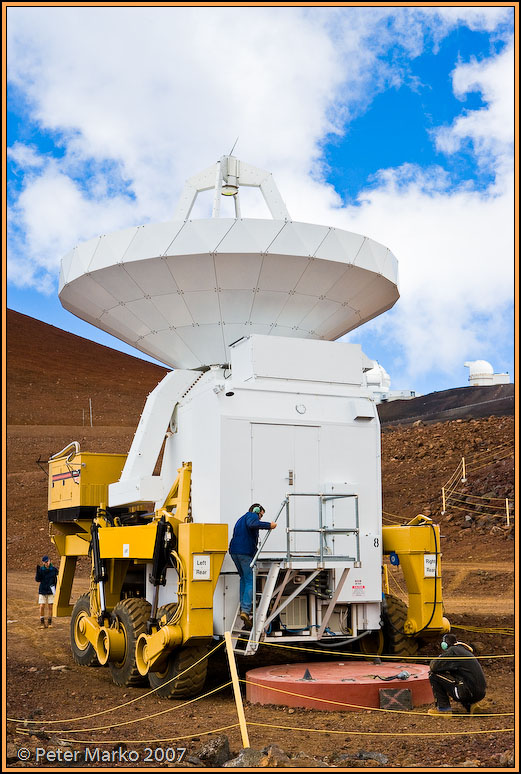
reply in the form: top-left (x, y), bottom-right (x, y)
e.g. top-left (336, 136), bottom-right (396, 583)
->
top-left (461, 457), bottom-right (467, 482)
top-left (441, 487), bottom-right (446, 515)
top-left (506, 499), bottom-right (510, 527)
top-left (224, 631), bottom-right (250, 749)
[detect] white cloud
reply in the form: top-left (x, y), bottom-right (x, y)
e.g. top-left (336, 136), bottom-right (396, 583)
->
top-left (434, 43), bottom-right (514, 172)
top-left (342, 165), bottom-right (514, 382)
top-left (7, 142), bottom-right (45, 169)
top-left (6, 6), bottom-right (514, 386)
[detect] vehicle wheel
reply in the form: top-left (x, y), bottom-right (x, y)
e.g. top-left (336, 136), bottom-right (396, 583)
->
top-left (70, 593), bottom-right (100, 666)
top-left (382, 594), bottom-right (419, 658)
top-left (108, 597), bottom-right (151, 686)
top-left (148, 605), bottom-right (209, 699)
top-left (70, 593), bottom-right (100, 667)
top-left (359, 627), bottom-right (385, 658)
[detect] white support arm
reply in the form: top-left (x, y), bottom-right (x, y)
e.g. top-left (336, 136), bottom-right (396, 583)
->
top-left (109, 369), bottom-right (199, 506)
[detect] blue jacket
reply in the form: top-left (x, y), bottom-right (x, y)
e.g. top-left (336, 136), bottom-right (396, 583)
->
top-left (35, 563), bottom-right (59, 596)
top-left (229, 511), bottom-right (272, 557)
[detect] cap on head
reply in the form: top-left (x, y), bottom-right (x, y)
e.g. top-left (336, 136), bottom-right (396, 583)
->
top-left (42, 555), bottom-right (49, 562)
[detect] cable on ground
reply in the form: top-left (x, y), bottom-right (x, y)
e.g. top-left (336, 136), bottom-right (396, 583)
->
top-left (234, 636), bottom-right (514, 661)
top-left (6, 639), bottom-right (225, 725)
top-left (24, 723), bottom-right (242, 747)
top-left (247, 720), bottom-right (514, 737)
top-left (19, 681), bottom-right (233, 736)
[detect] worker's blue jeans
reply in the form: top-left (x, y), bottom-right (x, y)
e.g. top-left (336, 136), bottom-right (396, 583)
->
top-left (230, 553), bottom-right (254, 615)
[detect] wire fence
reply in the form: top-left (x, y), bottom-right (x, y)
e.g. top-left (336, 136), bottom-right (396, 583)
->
top-left (441, 443), bottom-right (514, 526)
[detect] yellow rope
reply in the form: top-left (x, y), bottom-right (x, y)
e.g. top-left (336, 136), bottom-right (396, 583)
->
top-left (451, 624), bottom-right (515, 636)
top-left (467, 452), bottom-right (514, 473)
top-left (6, 639), bottom-right (224, 724)
top-left (382, 511), bottom-right (409, 524)
top-left (382, 510), bottom-right (407, 522)
top-left (31, 723), bottom-right (242, 746)
top-left (443, 463), bottom-right (463, 490)
top-left (241, 679), bottom-right (513, 717)
top-left (446, 495), bottom-right (511, 510)
top-left (448, 489), bottom-right (514, 503)
top-left (387, 571), bottom-right (407, 602)
top-left (445, 494), bottom-right (511, 511)
top-left (467, 443), bottom-right (514, 463)
top-left (27, 682), bottom-right (232, 735)
top-left (247, 720), bottom-right (514, 737)
top-left (443, 501), bottom-right (511, 518)
top-left (234, 636), bottom-right (514, 660)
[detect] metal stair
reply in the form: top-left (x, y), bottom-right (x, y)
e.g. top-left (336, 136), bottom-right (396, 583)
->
top-left (232, 562), bottom-right (282, 655)
top-left (230, 492), bottom-right (361, 655)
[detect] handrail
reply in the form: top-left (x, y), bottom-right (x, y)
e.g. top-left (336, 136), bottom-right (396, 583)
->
top-left (251, 499), bottom-right (288, 568)
top-left (252, 492), bottom-right (361, 567)
top-left (48, 441), bottom-right (80, 463)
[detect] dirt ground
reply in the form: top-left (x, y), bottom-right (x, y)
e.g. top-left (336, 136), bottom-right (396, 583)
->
top-left (5, 415), bottom-right (516, 769)
top-left (4, 570), bottom-right (516, 770)
top-left (4, 311), bottom-right (517, 769)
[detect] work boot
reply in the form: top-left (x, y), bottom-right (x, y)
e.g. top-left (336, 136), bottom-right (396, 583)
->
top-left (39, 618), bottom-right (47, 629)
top-left (427, 707), bottom-right (452, 716)
top-left (240, 611), bottom-right (253, 631)
top-left (47, 618), bottom-right (52, 627)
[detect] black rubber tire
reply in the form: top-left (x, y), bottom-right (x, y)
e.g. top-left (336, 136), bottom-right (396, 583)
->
top-left (148, 605), bottom-right (209, 699)
top-left (359, 595), bottom-right (419, 660)
top-left (382, 594), bottom-right (419, 658)
top-left (70, 593), bottom-right (100, 667)
top-left (359, 627), bottom-right (385, 658)
top-left (108, 597), bottom-right (151, 687)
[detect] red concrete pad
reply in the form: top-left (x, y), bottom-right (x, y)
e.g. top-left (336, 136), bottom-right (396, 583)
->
top-left (246, 660), bottom-right (433, 711)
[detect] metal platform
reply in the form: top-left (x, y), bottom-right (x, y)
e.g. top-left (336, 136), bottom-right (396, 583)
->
top-left (245, 660), bottom-right (433, 711)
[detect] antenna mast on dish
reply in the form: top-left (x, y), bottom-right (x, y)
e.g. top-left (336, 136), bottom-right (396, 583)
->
top-left (172, 155), bottom-right (290, 221)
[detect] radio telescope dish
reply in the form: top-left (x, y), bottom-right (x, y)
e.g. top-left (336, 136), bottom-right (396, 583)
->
top-left (59, 155), bottom-right (399, 369)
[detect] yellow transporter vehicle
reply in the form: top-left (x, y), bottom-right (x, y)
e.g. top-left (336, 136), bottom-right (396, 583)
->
top-left (49, 441), bottom-right (449, 699)
top-left (49, 443), bottom-right (227, 698)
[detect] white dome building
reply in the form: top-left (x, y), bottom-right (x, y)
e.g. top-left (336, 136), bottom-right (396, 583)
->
top-left (364, 359), bottom-right (418, 403)
top-left (464, 360), bottom-right (510, 386)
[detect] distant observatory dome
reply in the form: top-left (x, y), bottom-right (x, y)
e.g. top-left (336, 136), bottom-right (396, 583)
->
top-left (464, 360), bottom-right (510, 387)
top-left (365, 360), bottom-right (391, 391)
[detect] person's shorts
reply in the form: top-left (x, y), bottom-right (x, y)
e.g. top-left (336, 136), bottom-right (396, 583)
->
top-left (38, 594), bottom-right (54, 604)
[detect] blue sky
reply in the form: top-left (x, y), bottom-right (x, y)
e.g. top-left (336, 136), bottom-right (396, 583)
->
top-left (6, 6), bottom-right (515, 395)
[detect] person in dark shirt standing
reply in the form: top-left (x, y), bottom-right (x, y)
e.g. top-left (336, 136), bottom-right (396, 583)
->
top-left (428, 632), bottom-right (487, 715)
top-left (35, 555), bottom-right (59, 629)
top-left (229, 504), bottom-right (277, 630)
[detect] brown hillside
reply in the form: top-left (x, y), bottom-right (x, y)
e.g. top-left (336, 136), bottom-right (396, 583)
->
top-left (5, 310), bottom-right (515, 569)
top-left (378, 384), bottom-right (514, 425)
top-left (6, 309), bottom-right (168, 426)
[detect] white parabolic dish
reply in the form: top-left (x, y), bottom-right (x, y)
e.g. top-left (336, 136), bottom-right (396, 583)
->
top-left (58, 157), bottom-right (400, 369)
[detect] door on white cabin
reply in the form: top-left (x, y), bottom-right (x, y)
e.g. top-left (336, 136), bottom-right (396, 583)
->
top-left (251, 423), bottom-right (320, 556)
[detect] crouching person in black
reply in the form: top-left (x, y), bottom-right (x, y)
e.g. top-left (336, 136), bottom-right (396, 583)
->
top-left (428, 632), bottom-right (486, 715)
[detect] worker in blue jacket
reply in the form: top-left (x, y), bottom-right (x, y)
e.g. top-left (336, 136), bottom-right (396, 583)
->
top-left (229, 504), bottom-right (277, 630)
top-left (35, 555), bottom-right (59, 628)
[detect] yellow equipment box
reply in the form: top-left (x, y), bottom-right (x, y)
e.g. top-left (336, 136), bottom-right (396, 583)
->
top-left (48, 451), bottom-right (127, 521)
